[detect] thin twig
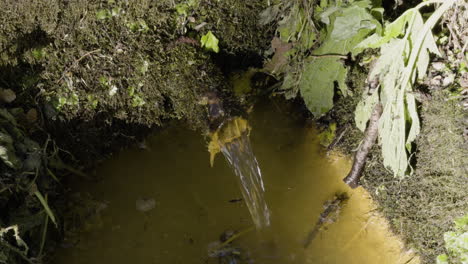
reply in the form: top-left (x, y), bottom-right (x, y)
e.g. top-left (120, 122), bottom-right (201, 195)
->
top-left (327, 124), bottom-right (349, 151)
top-left (309, 54), bottom-right (348, 59)
top-left (211, 226), bottom-right (254, 252)
top-left (56, 49), bottom-right (101, 83)
top-left (0, 240), bottom-right (35, 264)
top-left (38, 206), bottom-right (49, 258)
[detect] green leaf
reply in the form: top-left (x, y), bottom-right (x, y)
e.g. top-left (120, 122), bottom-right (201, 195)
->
top-left (201, 31), bottom-right (220, 53)
top-left (279, 72), bottom-right (299, 99)
top-left (454, 214), bottom-right (468, 230)
top-left (355, 89), bottom-right (379, 132)
top-left (436, 254), bottom-right (448, 264)
top-left (139, 60), bottom-right (149, 75)
top-left (32, 48), bottom-right (46, 60)
top-left (355, 0), bottom-right (456, 177)
top-left (278, 4), bottom-right (303, 42)
top-left (34, 191), bottom-right (58, 228)
top-left (258, 4), bottom-right (281, 26)
top-left (355, 9), bottom-right (416, 52)
top-left (299, 3), bottom-right (378, 116)
top-left (330, 7), bottom-right (377, 41)
top-left (96, 9), bottom-right (111, 20)
top-left (299, 57), bottom-right (341, 116)
top-left (438, 214), bottom-right (468, 263)
top-left (175, 4), bottom-right (189, 16)
top-left (317, 6), bottom-right (340, 25)
top-left (131, 95), bottom-right (146, 107)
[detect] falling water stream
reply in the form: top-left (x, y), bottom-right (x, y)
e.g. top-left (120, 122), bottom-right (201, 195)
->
top-left (220, 131), bottom-right (270, 228)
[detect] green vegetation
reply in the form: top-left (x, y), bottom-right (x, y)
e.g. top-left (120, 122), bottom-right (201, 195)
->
top-left (0, 0), bottom-right (466, 263)
top-left (201, 31), bottom-right (220, 53)
top-left (266, 0), bottom-right (457, 178)
top-left (354, 0), bottom-right (457, 177)
top-left (437, 214), bottom-right (468, 264)
top-left (263, 0), bottom-right (466, 262)
top-left (262, 0), bottom-right (379, 114)
top-left (0, 1), bottom-right (270, 263)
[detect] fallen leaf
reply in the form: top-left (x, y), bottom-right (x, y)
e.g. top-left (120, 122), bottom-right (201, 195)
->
top-left (264, 37), bottom-right (293, 73)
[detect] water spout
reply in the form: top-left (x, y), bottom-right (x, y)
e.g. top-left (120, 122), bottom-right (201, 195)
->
top-left (208, 117), bottom-right (270, 229)
top-left (221, 131), bottom-right (270, 228)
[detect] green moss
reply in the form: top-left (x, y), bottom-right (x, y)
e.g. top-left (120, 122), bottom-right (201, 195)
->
top-left (0, 1), bottom-right (271, 263)
top-left (417, 91), bottom-right (466, 178)
top-left (0, 0), bottom-right (270, 129)
top-left (196, 0), bottom-right (271, 54)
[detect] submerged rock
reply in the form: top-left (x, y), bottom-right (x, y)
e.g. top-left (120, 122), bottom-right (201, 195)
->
top-left (135, 197), bottom-right (156, 212)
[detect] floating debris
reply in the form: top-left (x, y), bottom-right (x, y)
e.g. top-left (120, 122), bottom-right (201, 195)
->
top-left (207, 229), bottom-right (253, 264)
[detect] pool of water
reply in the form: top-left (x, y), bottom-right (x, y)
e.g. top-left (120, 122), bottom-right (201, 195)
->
top-left (53, 101), bottom-right (419, 264)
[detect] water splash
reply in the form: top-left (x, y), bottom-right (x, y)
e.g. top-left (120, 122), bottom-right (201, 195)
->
top-left (221, 131), bottom-right (270, 229)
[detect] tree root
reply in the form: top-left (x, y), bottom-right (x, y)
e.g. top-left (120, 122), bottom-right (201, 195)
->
top-left (343, 103), bottom-right (382, 188)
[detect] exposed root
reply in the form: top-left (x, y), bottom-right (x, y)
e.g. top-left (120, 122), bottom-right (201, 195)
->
top-left (343, 103), bottom-right (382, 188)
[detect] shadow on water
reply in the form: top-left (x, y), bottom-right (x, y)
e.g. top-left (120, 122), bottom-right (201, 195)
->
top-left (54, 100), bottom-right (420, 264)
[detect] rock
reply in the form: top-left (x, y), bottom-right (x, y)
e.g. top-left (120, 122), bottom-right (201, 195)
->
top-left (135, 197), bottom-right (156, 212)
top-left (432, 62), bottom-right (445, 71)
top-left (460, 72), bottom-right (468, 88)
top-left (442, 73), bottom-right (455, 87)
top-left (0, 89), bottom-right (16, 103)
top-left (430, 75), bottom-right (443, 87)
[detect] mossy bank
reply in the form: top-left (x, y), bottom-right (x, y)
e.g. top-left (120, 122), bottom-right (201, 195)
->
top-left (0, 1), bottom-right (271, 263)
top-left (1, 1), bottom-right (467, 264)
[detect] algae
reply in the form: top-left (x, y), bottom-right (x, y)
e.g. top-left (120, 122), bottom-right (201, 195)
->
top-left (208, 117), bottom-right (250, 167)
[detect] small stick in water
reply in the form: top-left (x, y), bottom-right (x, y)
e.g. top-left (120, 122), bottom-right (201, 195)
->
top-left (304, 193), bottom-right (349, 248)
top-left (343, 103), bottom-right (382, 188)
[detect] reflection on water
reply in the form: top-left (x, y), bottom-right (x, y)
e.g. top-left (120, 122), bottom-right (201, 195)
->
top-left (54, 101), bottom-right (420, 264)
top-left (221, 131), bottom-right (270, 229)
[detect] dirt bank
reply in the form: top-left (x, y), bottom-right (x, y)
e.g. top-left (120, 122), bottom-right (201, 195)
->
top-left (0, 1), bottom-right (271, 263)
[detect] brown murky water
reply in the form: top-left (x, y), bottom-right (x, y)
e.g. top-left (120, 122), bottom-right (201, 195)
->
top-left (54, 101), bottom-right (419, 264)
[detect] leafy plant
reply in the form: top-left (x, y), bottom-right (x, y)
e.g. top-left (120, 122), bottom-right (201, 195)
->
top-left (437, 214), bottom-right (468, 264)
top-left (34, 189), bottom-right (58, 228)
top-left (31, 48), bottom-right (47, 60)
top-left (354, 0), bottom-right (457, 177)
top-left (175, 0), bottom-right (199, 16)
top-left (267, 0), bottom-right (379, 116)
top-left (201, 31), bottom-right (220, 53)
top-left (126, 19), bottom-right (149, 33)
top-left (96, 7), bottom-right (122, 20)
top-left (298, 0), bottom-right (379, 116)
